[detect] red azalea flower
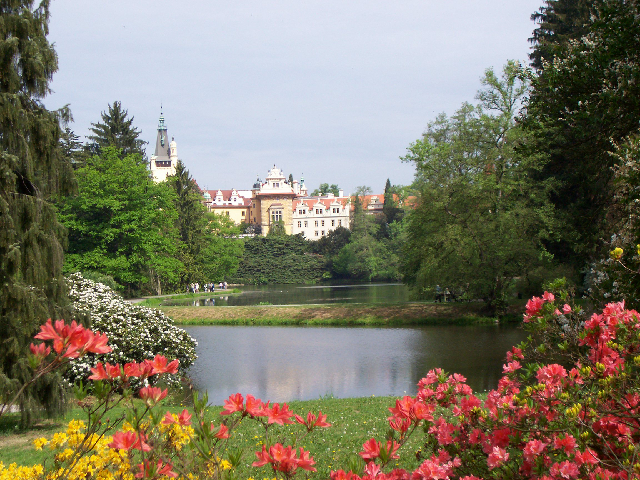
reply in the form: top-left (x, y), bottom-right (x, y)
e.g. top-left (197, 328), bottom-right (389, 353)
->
top-left (145, 354), bottom-right (179, 375)
top-left (264, 402), bottom-right (294, 425)
top-left (221, 393), bottom-right (244, 415)
top-left (29, 342), bottom-right (51, 359)
top-left (294, 410), bottom-right (331, 431)
top-left (138, 386), bottom-right (167, 405)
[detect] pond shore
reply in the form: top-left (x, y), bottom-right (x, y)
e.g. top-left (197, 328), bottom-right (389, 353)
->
top-left (159, 302), bottom-right (519, 326)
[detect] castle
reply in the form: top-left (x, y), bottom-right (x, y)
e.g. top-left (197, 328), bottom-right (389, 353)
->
top-left (148, 112), bottom-right (351, 239)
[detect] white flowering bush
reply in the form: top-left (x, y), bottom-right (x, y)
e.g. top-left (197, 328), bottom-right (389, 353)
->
top-left (65, 273), bottom-right (197, 386)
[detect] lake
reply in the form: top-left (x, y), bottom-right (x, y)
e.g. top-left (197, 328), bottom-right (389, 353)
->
top-left (184, 324), bottom-right (525, 405)
top-left (164, 283), bottom-right (410, 306)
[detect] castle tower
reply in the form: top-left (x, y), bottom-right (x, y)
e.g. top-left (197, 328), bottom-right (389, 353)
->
top-left (149, 108), bottom-right (177, 182)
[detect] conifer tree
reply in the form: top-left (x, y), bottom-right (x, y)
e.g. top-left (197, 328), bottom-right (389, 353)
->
top-left (85, 101), bottom-right (147, 161)
top-left (529, 0), bottom-right (591, 70)
top-left (0, 0), bottom-right (73, 425)
top-left (167, 160), bottom-right (209, 285)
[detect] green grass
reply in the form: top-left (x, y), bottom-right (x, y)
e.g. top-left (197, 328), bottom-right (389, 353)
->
top-left (0, 396), bottom-right (424, 478)
top-left (136, 289), bottom-right (242, 307)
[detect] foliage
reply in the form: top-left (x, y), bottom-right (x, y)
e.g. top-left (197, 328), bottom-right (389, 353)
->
top-left (201, 212), bottom-right (245, 282)
top-left (65, 273), bottom-right (197, 387)
top-left (402, 62), bottom-right (556, 315)
top-left (525, 0), bottom-right (640, 268)
top-left (528, 0), bottom-right (592, 70)
top-left (231, 235), bottom-right (324, 284)
top-left (382, 179), bottom-right (403, 226)
top-left (58, 147), bottom-right (183, 296)
top-left (311, 183), bottom-right (340, 197)
top-left (59, 127), bottom-right (86, 169)
top-left (332, 216), bottom-right (401, 282)
top-left (0, 0), bottom-right (74, 426)
top-left (85, 101), bottom-right (147, 160)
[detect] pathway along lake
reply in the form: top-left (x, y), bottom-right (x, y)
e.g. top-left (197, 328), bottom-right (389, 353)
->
top-left (184, 324), bottom-right (526, 405)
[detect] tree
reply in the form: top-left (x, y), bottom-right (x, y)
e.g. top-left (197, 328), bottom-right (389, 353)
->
top-left (167, 160), bottom-right (209, 285)
top-left (85, 101), bottom-right (147, 161)
top-left (350, 185), bottom-right (372, 234)
top-left (402, 62), bottom-right (555, 314)
top-left (382, 178), bottom-right (403, 226)
top-left (525, 0), bottom-right (640, 268)
top-left (59, 147), bottom-right (182, 296)
top-left (201, 212), bottom-right (244, 282)
top-left (59, 127), bottom-right (85, 169)
top-left (0, 0), bottom-right (74, 425)
top-left (529, 0), bottom-right (592, 70)
top-left (311, 183), bottom-right (340, 197)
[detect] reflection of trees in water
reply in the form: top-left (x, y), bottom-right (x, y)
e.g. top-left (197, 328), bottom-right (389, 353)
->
top-left (404, 325), bottom-right (526, 392)
top-left (184, 325), bottom-right (526, 404)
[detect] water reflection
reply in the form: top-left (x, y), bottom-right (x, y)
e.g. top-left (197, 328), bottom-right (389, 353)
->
top-left (184, 325), bottom-right (525, 404)
top-left (166, 283), bottom-right (410, 306)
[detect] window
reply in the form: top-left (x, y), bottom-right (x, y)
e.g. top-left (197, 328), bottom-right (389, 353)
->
top-left (331, 220), bottom-right (335, 226)
top-left (316, 208), bottom-right (322, 214)
top-left (339, 220), bottom-right (342, 226)
top-left (297, 221), bottom-right (302, 228)
top-left (241, 211), bottom-right (245, 216)
top-left (321, 220), bottom-right (325, 226)
top-left (274, 182), bottom-right (279, 188)
top-left (298, 209), bottom-right (304, 215)
top-left (315, 220), bottom-right (318, 227)
top-left (226, 211), bottom-right (229, 216)
top-left (333, 207), bottom-right (339, 213)
top-left (322, 231), bottom-right (325, 236)
top-left (304, 221), bottom-right (308, 227)
top-left (315, 231), bottom-right (319, 236)
top-left (271, 210), bottom-right (282, 223)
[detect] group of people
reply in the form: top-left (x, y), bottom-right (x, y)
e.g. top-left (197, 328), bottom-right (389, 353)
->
top-left (188, 282), bottom-right (228, 293)
top-left (434, 285), bottom-right (458, 302)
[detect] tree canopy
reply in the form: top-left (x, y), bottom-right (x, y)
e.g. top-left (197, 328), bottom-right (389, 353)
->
top-left (311, 183), bottom-right (340, 197)
top-left (59, 147), bottom-right (182, 296)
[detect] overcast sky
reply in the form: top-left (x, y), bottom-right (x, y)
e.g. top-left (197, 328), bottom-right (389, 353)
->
top-left (45, 0), bottom-right (543, 195)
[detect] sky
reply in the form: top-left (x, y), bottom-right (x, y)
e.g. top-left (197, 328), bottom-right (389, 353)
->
top-left (45, 0), bottom-right (544, 195)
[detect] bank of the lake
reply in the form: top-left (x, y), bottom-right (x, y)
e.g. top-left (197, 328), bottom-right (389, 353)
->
top-left (160, 301), bottom-right (520, 326)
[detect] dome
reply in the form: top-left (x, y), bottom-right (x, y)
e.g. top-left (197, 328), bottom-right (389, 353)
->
top-left (203, 191), bottom-right (211, 200)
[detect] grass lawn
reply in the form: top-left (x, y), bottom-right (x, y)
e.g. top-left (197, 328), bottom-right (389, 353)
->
top-left (0, 396), bottom-right (425, 478)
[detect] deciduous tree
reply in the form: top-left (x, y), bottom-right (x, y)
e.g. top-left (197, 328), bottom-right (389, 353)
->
top-left (402, 62), bottom-right (556, 314)
top-left (59, 147), bottom-right (182, 296)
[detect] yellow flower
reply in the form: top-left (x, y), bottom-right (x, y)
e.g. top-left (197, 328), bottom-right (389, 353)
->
top-left (33, 437), bottom-right (48, 450)
top-left (610, 247), bottom-right (624, 260)
top-left (637, 244), bottom-right (640, 256)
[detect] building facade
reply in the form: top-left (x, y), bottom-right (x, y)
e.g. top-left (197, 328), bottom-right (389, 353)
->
top-left (251, 165), bottom-right (298, 235)
top-left (202, 188), bottom-right (252, 224)
top-left (292, 195), bottom-right (350, 239)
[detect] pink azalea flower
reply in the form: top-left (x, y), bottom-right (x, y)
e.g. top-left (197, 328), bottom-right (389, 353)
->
top-left (487, 446), bottom-right (509, 470)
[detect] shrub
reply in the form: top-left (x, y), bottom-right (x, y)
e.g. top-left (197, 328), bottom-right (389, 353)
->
top-left (65, 273), bottom-right (197, 386)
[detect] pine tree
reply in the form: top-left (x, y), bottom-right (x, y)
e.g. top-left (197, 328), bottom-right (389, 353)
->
top-left (529, 0), bottom-right (592, 70)
top-left (85, 101), bottom-right (147, 161)
top-left (167, 160), bottom-right (209, 285)
top-left (0, 0), bottom-right (74, 425)
top-left (60, 127), bottom-right (86, 169)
